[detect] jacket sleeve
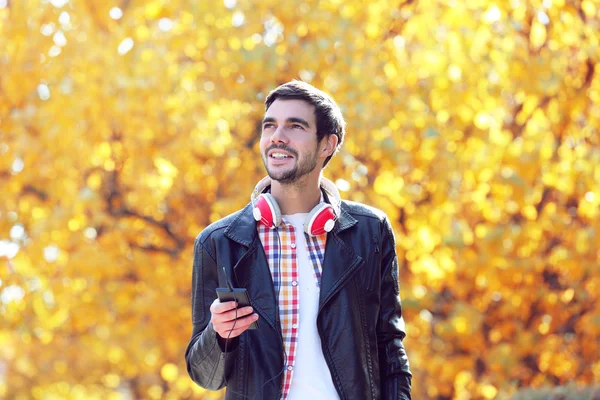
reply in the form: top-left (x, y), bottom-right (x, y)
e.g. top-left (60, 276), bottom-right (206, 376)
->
top-left (378, 217), bottom-right (412, 399)
top-left (185, 236), bottom-right (238, 390)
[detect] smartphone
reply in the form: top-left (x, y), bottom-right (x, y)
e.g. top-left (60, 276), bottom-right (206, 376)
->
top-left (215, 288), bottom-right (259, 330)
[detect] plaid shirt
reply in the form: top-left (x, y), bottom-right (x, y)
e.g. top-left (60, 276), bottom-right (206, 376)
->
top-left (257, 216), bottom-right (327, 399)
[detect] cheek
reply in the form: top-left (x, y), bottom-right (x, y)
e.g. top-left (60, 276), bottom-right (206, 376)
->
top-left (259, 136), bottom-right (269, 152)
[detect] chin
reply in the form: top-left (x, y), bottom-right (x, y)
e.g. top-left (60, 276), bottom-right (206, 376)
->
top-left (268, 172), bottom-right (292, 181)
top-left (267, 171), bottom-right (300, 185)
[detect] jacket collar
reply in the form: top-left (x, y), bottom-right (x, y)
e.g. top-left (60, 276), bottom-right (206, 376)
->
top-left (223, 202), bottom-right (259, 247)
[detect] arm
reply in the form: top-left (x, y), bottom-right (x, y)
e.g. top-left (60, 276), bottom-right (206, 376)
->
top-left (378, 217), bottom-right (412, 399)
top-left (184, 236), bottom-right (238, 390)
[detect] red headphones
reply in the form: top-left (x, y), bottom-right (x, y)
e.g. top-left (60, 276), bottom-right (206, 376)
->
top-left (253, 193), bottom-right (337, 236)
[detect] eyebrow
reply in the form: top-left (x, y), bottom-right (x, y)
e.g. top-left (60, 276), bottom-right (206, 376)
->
top-left (262, 117), bottom-right (311, 129)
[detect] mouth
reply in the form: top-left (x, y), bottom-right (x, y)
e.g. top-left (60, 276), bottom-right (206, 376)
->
top-left (267, 150), bottom-right (295, 160)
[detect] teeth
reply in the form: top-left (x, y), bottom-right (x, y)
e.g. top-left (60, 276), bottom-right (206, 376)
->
top-left (271, 153), bottom-right (291, 159)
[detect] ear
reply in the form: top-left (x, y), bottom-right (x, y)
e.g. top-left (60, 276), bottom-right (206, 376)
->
top-left (320, 134), bottom-right (339, 158)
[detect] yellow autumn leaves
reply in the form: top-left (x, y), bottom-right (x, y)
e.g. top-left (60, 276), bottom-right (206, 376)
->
top-left (1, 0), bottom-right (599, 399)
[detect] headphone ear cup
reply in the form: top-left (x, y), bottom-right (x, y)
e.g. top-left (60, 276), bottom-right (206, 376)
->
top-left (253, 193), bottom-right (281, 228)
top-left (304, 203), bottom-right (336, 236)
top-left (264, 193), bottom-right (282, 227)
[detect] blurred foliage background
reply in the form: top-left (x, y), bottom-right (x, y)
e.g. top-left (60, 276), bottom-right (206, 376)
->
top-left (1, 0), bottom-right (599, 399)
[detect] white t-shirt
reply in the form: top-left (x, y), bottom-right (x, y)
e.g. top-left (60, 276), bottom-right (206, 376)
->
top-left (283, 213), bottom-right (339, 400)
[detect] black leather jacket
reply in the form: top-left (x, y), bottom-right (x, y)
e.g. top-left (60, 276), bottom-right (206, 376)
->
top-left (185, 199), bottom-right (412, 399)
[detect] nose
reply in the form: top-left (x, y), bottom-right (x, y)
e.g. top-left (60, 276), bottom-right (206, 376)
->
top-left (270, 125), bottom-right (289, 144)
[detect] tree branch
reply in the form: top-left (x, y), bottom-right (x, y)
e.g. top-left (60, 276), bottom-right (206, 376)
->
top-left (22, 184), bottom-right (49, 201)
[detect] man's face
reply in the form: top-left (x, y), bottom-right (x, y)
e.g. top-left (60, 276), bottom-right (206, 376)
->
top-left (260, 99), bottom-right (322, 185)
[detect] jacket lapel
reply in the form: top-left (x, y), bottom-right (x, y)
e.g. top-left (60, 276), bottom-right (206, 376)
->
top-left (318, 204), bottom-right (363, 311)
top-left (224, 203), bottom-right (279, 332)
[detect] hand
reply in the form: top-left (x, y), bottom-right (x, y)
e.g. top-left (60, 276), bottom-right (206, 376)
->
top-left (210, 298), bottom-right (259, 339)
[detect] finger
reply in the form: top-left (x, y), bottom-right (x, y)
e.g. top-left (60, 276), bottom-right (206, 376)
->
top-left (225, 326), bottom-right (254, 338)
top-left (231, 313), bottom-right (259, 329)
top-left (212, 306), bottom-right (254, 324)
top-left (217, 321), bottom-right (257, 339)
top-left (215, 313), bottom-right (259, 337)
top-left (210, 299), bottom-right (237, 314)
top-left (211, 307), bottom-right (258, 332)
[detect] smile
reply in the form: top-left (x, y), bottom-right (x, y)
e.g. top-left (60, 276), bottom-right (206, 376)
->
top-left (270, 152), bottom-right (294, 159)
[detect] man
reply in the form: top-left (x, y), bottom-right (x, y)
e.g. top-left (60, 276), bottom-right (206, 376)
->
top-left (185, 80), bottom-right (412, 399)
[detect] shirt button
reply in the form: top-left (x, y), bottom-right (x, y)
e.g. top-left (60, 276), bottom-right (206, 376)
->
top-left (292, 324), bottom-right (298, 329)
top-left (291, 281), bottom-right (298, 286)
top-left (287, 366), bottom-right (293, 371)
top-left (290, 243), bottom-right (296, 248)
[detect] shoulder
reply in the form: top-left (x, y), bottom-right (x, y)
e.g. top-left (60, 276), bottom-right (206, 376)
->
top-left (340, 199), bottom-right (388, 223)
top-left (194, 206), bottom-right (247, 245)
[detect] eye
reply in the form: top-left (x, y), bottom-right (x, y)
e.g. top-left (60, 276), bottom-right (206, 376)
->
top-left (291, 124), bottom-right (304, 130)
top-left (263, 123), bottom-right (275, 130)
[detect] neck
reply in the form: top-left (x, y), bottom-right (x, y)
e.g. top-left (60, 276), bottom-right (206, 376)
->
top-left (270, 174), bottom-right (322, 215)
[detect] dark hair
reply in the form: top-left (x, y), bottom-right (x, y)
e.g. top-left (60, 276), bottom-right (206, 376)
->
top-left (264, 80), bottom-right (345, 167)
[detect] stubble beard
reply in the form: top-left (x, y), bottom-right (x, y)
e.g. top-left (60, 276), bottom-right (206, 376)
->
top-left (262, 150), bottom-right (319, 185)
